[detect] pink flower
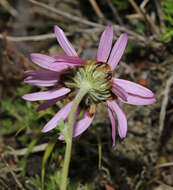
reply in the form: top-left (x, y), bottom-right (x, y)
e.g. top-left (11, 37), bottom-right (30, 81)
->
top-left (23, 25), bottom-right (156, 147)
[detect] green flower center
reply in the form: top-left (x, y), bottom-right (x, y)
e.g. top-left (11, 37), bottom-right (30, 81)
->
top-left (60, 61), bottom-right (112, 106)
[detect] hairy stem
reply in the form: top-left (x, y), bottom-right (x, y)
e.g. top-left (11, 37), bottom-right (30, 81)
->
top-left (61, 84), bottom-right (90, 190)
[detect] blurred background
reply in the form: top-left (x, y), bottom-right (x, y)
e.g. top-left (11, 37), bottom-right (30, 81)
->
top-left (0, 0), bottom-right (173, 189)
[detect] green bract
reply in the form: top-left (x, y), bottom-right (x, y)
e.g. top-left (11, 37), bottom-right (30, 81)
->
top-left (61, 61), bottom-right (112, 106)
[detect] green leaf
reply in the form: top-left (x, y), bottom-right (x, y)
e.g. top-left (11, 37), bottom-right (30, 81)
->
top-left (15, 125), bottom-right (28, 136)
top-left (21, 135), bottom-right (41, 176)
top-left (26, 174), bottom-right (42, 190)
top-left (0, 119), bottom-right (15, 135)
top-left (98, 142), bottom-right (102, 169)
top-left (160, 0), bottom-right (173, 42)
top-left (41, 134), bottom-right (58, 190)
top-left (112, 0), bottom-right (129, 11)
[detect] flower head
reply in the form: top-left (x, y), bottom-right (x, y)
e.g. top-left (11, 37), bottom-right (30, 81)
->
top-left (23, 25), bottom-right (156, 147)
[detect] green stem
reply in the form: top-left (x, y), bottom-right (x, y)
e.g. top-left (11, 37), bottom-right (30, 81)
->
top-left (61, 84), bottom-right (90, 190)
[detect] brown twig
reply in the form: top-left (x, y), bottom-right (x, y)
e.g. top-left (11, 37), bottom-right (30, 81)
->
top-left (140, 3), bottom-right (160, 35)
top-left (0, 155), bottom-right (25, 190)
top-left (106, 0), bottom-right (124, 25)
top-left (113, 24), bottom-right (162, 49)
top-left (155, 162), bottom-right (173, 169)
top-left (0, 0), bottom-right (162, 49)
top-left (0, 0), bottom-right (163, 49)
top-left (0, 28), bottom-right (103, 42)
top-left (28, 0), bottom-right (162, 48)
top-left (28, 0), bottom-right (103, 28)
top-left (89, 0), bottom-right (104, 18)
top-left (155, 184), bottom-right (173, 190)
top-left (128, 0), bottom-right (160, 35)
top-left (31, 7), bottom-right (62, 21)
top-left (0, 0), bottom-right (18, 17)
top-left (154, 0), bottom-right (165, 33)
top-left (159, 74), bottom-right (173, 134)
top-left (0, 178), bottom-right (11, 190)
top-left (140, 0), bottom-right (149, 9)
top-left (0, 25), bottom-right (162, 49)
top-left (7, 143), bottom-right (48, 156)
top-left (126, 13), bottom-right (142, 20)
top-left (0, 33), bottom-right (56, 42)
top-left (128, 0), bottom-right (143, 18)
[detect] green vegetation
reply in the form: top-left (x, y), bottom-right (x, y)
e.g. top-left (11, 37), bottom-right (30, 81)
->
top-left (160, 0), bottom-right (173, 42)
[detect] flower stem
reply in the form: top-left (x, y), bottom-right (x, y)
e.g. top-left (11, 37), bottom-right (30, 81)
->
top-left (61, 84), bottom-right (90, 190)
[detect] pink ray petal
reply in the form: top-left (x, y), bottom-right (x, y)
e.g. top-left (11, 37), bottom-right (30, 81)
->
top-left (48, 62), bottom-right (80, 71)
top-left (24, 70), bottom-right (58, 78)
top-left (48, 62), bottom-right (69, 72)
top-left (111, 83), bottom-right (128, 101)
top-left (108, 108), bottom-right (116, 147)
top-left (108, 33), bottom-right (128, 70)
top-left (24, 79), bottom-right (58, 87)
top-left (107, 100), bottom-right (127, 139)
top-left (58, 111), bottom-right (95, 140)
top-left (58, 107), bottom-right (81, 140)
top-left (97, 25), bottom-right (113, 62)
top-left (24, 70), bottom-right (59, 86)
top-left (113, 78), bottom-right (154, 98)
top-left (54, 25), bottom-right (78, 57)
top-left (24, 70), bottom-right (36, 75)
top-left (53, 55), bottom-right (86, 64)
top-left (41, 101), bottom-right (73, 132)
top-left (24, 75), bottom-right (57, 82)
top-left (24, 75), bottom-right (58, 87)
top-left (72, 111), bottom-right (95, 138)
top-left (22, 88), bottom-right (70, 101)
top-left (119, 94), bottom-right (156, 105)
top-left (37, 96), bottom-right (65, 112)
top-left (30, 53), bottom-right (56, 70)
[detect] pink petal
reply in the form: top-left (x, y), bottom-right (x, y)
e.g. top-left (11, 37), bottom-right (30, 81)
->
top-left (113, 78), bottom-right (154, 98)
top-left (48, 62), bottom-right (69, 72)
top-left (24, 76), bottom-right (58, 87)
top-left (97, 25), bottom-right (113, 62)
top-left (54, 25), bottom-right (78, 57)
top-left (108, 108), bottom-right (116, 147)
top-left (41, 101), bottom-right (73, 132)
top-left (24, 81), bottom-right (57, 87)
top-left (37, 96), bottom-right (65, 112)
top-left (107, 100), bottom-right (127, 139)
top-left (58, 107), bottom-right (81, 140)
top-left (49, 61), bottom-right (81, 72)
top-left (72, 111), bottom-right (95, 138)
top-left (24, 70), bottom-right (58, 78)
top-left (30, 53), bottom-right (56, 70)
top-left (108, 33), bottom-right (128, 70)
top-left (119, 94), bottom-right (156, 105)
top-left (58, 111), bottom-right (95, 140)
top-left (111, 83), bottom-right (128, 101)
top-left (24, 70), bottom-right (59, 86)
top-left (53, 55), bottom-right (86, 64)
top-left (22, 88), bottom-right (70, 101)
